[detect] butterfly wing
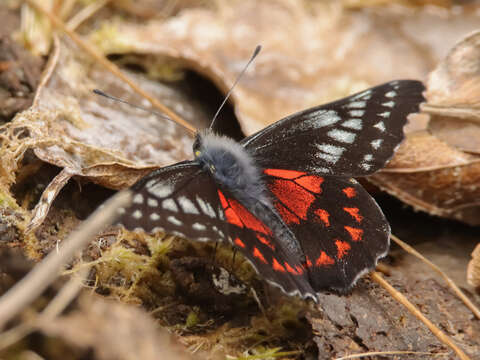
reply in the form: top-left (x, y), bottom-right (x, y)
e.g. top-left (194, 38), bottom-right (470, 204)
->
top-left (117, 161), bottom-right (316, 299)
top-left (263, 168), bottom-right (389, 292)
top-left (242, 80), bottom-right (425, 177)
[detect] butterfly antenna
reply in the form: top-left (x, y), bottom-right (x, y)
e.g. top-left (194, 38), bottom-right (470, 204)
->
top-left (92, 89), bottom-right (196, 136)
top-left (209, 45), bottom-right (262, 130)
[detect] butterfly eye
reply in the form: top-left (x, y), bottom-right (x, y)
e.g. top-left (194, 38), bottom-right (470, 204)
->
top-left (195, 150), bottom-right (201, 157)
top-left (210, 164), bottom-right (216, 172)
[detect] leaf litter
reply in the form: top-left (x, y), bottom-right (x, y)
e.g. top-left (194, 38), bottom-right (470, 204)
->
top-left (0, 0), bottom-right (480, 359)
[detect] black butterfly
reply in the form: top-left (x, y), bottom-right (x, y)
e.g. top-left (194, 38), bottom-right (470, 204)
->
top-left (115, 80), bottom-right (425, 301)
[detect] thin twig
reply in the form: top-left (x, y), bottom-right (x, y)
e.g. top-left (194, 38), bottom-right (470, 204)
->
top-left (335, 350), bottom-right (449, 359)
top-left (0, 191), bottom-right (132, 330)
top-left (23, 0), bottom-right (195, 134)
top-left (66, 0), bottom-right (110, 31)
top-left (0, 267), bottom-right (89, 350)
top-left (371, 271), bottom-right (471, 360)
top-left (391, 233), bottom-right (480, 320)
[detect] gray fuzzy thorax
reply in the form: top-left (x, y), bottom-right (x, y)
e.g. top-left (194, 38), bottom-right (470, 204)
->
top-left (193, 131), bottom-right (269, 206)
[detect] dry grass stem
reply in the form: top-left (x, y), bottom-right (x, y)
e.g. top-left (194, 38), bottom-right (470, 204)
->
top-left (370, 271), bottom-right (471, 360)
top-left (391, 233), bottom-right (480, 320)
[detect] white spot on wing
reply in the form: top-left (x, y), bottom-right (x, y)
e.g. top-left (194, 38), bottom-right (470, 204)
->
top-left (133, 194), bottom-right (144, 204)
top-left (162, 199), bottom-right (178, 212)
top-left (341, 119), bottom-right (362, 130)
top-left (382, 101), bottom-right (395, 108)
top-left (178, 196), bottom-right (199, 214)
top-left (147, 182), bottom-right (173, 198)
top-left (364, 154), bottom-right (373, 161)
top-left (371, 139), bottom-right (383, 149)
top-left (361, 163), bottom-right (372, 171)
top-left (327, 129), bottom-right (356, 144)
top-left (147, 198), bottom-right (158, 207)
top-left (351, 90), bottom-right (372, 100)
top-left (308, 110), bottom-right (341, 127)
top-left (316, 144), bottom-right (345, 155)
top-left (167, 216), bottom-right (182, 226)
top-left (316, 152), bottom-right (339, 164)
top-left (196, 196), bottom-right (216, 218)
top-left (385, 91), bottom-right (396, 98)
top-left (378, 111), bottom-right (390, 118)
top-left (374, 121), bottom-right (386, 132)
top-left (193, 223), bottom-right (206, 231)
top-left (349, 110), bottom-right (365, 117)
top-left (132, 210), bottom-right (142, 219)
top-left (150, 213), bottom-right (160, 221)
top-left (344, 101), bottom-right (366, 109)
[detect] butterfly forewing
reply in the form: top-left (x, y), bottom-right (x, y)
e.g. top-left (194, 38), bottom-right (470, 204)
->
top-left (263, 169), bottom-right (389, 292)
top-left (117, 162), bottom-right (229, 242)
top-left (242, 80), bottom-right (425, 177)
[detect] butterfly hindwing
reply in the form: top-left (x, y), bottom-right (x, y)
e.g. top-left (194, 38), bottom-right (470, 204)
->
top-left (217, 188), bottom-right (316, 299)
top-left (242, 80), bottom-right (425, 177)
top-left (263, 168), bottom-right (390, 292)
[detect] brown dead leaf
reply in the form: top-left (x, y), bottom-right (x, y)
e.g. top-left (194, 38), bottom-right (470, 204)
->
top-left (467, 244), bottom-right (480, 289)
top-left (39, 294), bottom-right (194, 360)
top-left (1, 34), bottom-right (211, 231)
top-left (89, 1), bottom-right (480, 135)
top-left (370, 30), bottom-right (480, 225)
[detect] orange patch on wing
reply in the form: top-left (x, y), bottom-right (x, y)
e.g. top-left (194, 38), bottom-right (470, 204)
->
top-left (275, 202), bottom-right (300, 225)
top-left (229, 199), bottom-right (272, 235)
top-left (234, 237), bottom-right (245, 248)
top-left (225, 208), bottom-right (243, 228)
top-left (315, 209), bottom-right (330, 226)
top-left (264, 168), bottom-right (306, 179)
top-left (257, 234), bottom-right (275, 250)
top-left (269, 179), bottom-right (315, 219)
top-left (316, 252), bottom-right (335, 266)
top-left (345, 226), bottom-right (363, 241)
top-left (304, 256), bottom-right (313, 268)
top-left (284, 262), bottom-right (299, 275)
top-left (253, 247), bottom-right (268, 264)
top-left (343, 187), bottom-right (356, 198)
top-left (343, 207), bottom-right (363, 223)
top-left (217, 190), bottom-right (229, 209)
top-left (273, 258), bottom-right (286, 272)
top-left (295, 265), bottom-right (304, 274)
top-left (295, 175), bottom-right (324, 194)
top-left (335, 240), bottom-right (351, 259)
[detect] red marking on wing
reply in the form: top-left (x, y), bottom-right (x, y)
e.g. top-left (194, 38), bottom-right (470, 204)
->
top-left (229, 198), bottom-right (272, 235)
top-left (305, 256), bottom-right (313, 268)
top-left (316, 252), bottom-right (335, 266)
top-left (315, 209), bottom-right (330, 227)
top-left (253, 247), bottom-right (268, 264)
top-left (343, 187), bottom-right (356, 198)
top-left (295, 175), bottom-right (324, 194)
top-left (343, 207), bottom-right (363, 223)
top-left (295, 265), bottom-right (304, 274)
top-left (335, 239), bottom-right (351, 259)
top-left (273, 258), bottom-right (286, 272)
top-left (225, 208), bottom-right (243, 228)
top-left (274, 202), bottom-right (300, 225)
top-left (284, 262), bottom-right (299, 275)
top-left (257, 234), bottom-right (275, 250)
top-left (264, 168), bottom-right (306, 179)
top-left (234, 237), bottom-right (245, 248)
top-left (217, 190), bottom-right (228, 209)
top-left (270, 179), bottom-right (314, 219)
top-left (345, 226), bottom-right (363, 242)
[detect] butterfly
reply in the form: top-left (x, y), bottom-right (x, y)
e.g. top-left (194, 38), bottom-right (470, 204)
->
top-left (115, 79), bottom-right (425, 301)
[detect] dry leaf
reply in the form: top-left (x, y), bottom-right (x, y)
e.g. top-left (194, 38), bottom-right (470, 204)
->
top-left (371, 31), bottom-right (480, 225)
top-left (467, 243), bottom-right (480, 289)
top-left (39, 294), bottom-right (194, 360)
